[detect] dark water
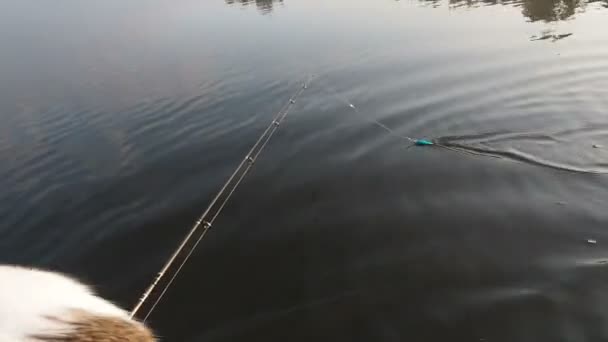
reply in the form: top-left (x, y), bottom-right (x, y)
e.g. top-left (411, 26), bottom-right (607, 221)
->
top-left (2, 0), bottom-right (608, 340)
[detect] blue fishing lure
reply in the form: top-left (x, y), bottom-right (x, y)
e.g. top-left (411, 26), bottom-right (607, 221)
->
top-left (414, 139), bottom-right (434, 146)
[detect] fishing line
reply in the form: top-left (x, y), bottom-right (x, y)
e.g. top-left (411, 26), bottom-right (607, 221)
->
top-left (316, 79), bottom-right (470, 150)
top-left (317, 79), bottom-right (419, 143)
top-left (318, 79), bottom-right (608, 173)
top-left (317, 79), bottom-right (523, 158)
top-left (130, 77), bottom-right (312, 321)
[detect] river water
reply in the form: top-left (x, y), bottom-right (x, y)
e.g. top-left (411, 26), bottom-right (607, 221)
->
top-left (1, 0), bottom-right (608, 341)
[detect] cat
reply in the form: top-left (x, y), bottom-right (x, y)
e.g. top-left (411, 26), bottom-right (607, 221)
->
top-left (0, 265), bottom-right (156, 341)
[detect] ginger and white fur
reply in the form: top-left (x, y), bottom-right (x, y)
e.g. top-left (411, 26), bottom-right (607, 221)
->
top-left (0, 265), bottom-right (155, 341)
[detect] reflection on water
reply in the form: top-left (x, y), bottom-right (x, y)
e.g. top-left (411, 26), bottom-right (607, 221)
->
top-left (229, 0), bottom-right (606, 24)
top-left (225, 0), bottom-right (607, 44)
top-left (530, 32), bottom-right (573, 41)
top-left (419, 0), bottom-right (608, 41)
top-left (225, 0), bottom-right (284, 14)
top-left (521, 0), bottom-right (582, 21)
top-left (421, 0), bottom-right (607, 22)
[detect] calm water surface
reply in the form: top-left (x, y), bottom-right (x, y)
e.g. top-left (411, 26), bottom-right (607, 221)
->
top-left (2, 0), bottom-right (608, 341)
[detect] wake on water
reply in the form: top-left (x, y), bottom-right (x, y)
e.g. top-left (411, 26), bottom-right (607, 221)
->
top-left (319, 80), bottom-right (608, 175)
top-left (432, 137), bottom-right (608, 174)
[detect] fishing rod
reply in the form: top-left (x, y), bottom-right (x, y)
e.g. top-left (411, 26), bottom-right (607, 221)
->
top-left (130, 77), bottom-right (311, 321)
